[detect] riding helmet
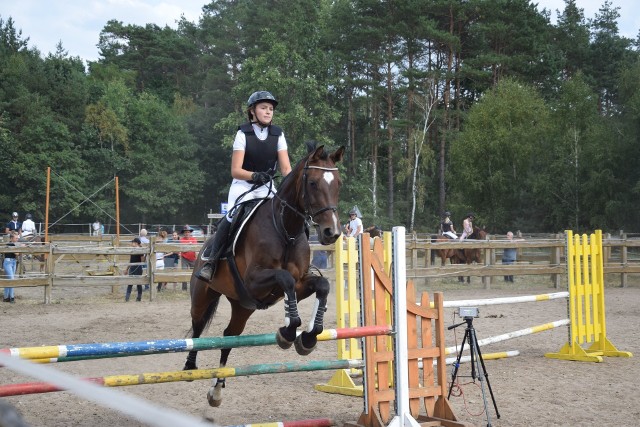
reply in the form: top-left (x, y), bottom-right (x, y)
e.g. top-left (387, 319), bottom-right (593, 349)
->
top-left (349, 209), bottom-right (357, 215)
top-left (247, 91), bottom-right (278, 108)
top-left (25, 213), bottom-right (32, 219)
top-left (443, 211), bottom-right (451, 217)
top-left (467, 212), bottom-right (475, 218)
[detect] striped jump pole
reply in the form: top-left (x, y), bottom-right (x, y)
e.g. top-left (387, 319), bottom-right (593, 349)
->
top-left (0, 325), bottom-right (391, 364)
top-left (227, 418), bottom-right (334, 427)
top-left (0, 358), bottom-right (364, 397)
top-left (435, 291), bottom-right (570, 308)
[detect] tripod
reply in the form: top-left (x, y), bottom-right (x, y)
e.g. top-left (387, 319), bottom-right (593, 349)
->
top-left (447, 316), bottom-right (500, 427)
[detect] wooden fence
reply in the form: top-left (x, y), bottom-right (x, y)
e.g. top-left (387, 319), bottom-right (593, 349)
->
top-left (1, 233), bottom-right (639, 303)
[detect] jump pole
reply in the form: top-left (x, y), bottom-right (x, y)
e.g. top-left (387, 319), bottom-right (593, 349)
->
top-left (0, 358), bottom-right (364, 397)
top-left (0, 326), bottom-right (391, 364)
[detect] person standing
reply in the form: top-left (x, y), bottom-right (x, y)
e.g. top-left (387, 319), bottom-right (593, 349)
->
top-left (125, 237), bottom-right (145, 302)
top-left (345, 209), bottom-right (363, 238)
top-left (196, 90), bottom-right (292, 282)
top-left (139, 229), bottom-right (150, 245)
top-left (165, 230), bottom-right (180, 289)
top-left (155, 230), bottom-right (168, 291)
top-left (3, 231), bottom-right (19, 303)
top-left (180, 225), bottom-right (198, 290)
top-left (5, 212), bottom-right (21, 236)
top-left (21, 214), bottom-right (37, 239)
top-left (502, 231), bottom-right (519, 282)
top-left (439, 211), bottom-right (457, 239)
top-left (92, 219), bottom-right (101, 236)
top-left (459, 212), bottom-right (475, 240)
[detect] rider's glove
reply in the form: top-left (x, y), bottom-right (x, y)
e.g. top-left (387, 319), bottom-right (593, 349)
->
top-left (251, 171), bottom-right (271, 184)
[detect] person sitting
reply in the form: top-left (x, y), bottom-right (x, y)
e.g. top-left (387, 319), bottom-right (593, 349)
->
top-left (196, 90), bottom-right (292, 282)
top-left (440, 211), bottom-right (457, 239)
top-left (21, 213), bottom-right (37, 239)
top-left (459, 212), bottom-right (475, 240)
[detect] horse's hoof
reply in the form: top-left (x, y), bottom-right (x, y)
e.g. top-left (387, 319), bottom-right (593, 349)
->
top-left (276, 329), bottom-right (294, 349)
top-left (294, 334), bottom-right (316, 356)
top-left (207, 393), bottom-right (222, 407)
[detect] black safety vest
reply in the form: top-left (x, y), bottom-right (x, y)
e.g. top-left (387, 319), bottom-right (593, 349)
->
top-left (239, 123), bottom-right (281, 183)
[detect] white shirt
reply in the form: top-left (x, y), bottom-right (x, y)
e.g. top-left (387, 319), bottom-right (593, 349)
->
top-left (21, 219), bottom-right (36, 236)
top-left (348, 217), bottom-right (363, 237)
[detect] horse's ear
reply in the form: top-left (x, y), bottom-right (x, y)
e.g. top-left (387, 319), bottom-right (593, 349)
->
top-left (330, 146), bottom-right (345, 164)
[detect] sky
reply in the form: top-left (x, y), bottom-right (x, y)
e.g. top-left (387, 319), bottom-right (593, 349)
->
top-left (2, 0), bottom-right (638, 65)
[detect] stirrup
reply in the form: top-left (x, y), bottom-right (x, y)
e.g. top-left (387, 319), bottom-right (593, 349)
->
top-left (196, 263), bottom-right (215, 282)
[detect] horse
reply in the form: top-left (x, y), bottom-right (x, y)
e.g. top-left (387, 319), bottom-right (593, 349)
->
top-left (364, 225), bottom-right (382, 239)
top-left (17, 235), bottom-right (46, 273)
top-left (185, 141), bottom-right (345, 407)
top-left (455, 226), bottom-right (487, 283)
top-left (435, 234), bottom-right (458, 266)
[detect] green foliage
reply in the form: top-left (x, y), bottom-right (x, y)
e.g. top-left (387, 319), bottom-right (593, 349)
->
top-left (2, 2), bottom-right (640, 233)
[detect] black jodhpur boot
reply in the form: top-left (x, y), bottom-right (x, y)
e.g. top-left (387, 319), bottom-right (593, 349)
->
top-left (195, 219), bottom-right (231, 282)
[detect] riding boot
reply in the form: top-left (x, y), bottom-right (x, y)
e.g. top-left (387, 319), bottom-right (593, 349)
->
top-left (196, 219), bottom-right (231, 282)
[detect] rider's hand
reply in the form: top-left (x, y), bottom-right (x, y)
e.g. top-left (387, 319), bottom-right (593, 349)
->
top-left (251, 171), bottom-right (271, 184)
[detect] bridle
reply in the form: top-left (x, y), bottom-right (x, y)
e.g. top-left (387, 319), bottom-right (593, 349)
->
top-left (271, 158), bottom-right (338, 243)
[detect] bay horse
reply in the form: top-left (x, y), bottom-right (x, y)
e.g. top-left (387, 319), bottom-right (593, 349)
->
top-left (435, 234), bottom-right (458, 266)
top-left (455, 226), bottom-right (487, 283)
top-left (185, 142), bottom-right (345, 407)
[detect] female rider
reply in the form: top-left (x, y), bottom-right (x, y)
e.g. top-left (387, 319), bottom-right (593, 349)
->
top-left (196, 91), bottom-right (292, 281)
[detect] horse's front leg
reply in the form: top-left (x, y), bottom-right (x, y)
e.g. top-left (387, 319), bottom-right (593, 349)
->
top-left (294, 274), bottom-right (330, 356)
top-left (272, 270), bottom-right (302, 349)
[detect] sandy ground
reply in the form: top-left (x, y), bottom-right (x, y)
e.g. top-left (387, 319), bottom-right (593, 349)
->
top-left (1, 279), bottom-right (638, 427)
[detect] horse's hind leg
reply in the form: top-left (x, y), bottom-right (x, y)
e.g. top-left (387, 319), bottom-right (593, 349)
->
top-left (207, 299), bottom-right (254, 408)
top-left (294, 274), bottom-right (330, 356)
top-left (184, 283), bottom-right (221, 371)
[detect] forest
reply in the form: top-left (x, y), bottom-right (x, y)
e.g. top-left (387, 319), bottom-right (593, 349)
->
top-left (1, 0), bottom-right (639, 234)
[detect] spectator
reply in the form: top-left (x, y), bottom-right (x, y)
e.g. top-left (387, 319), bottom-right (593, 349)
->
top-left (164, 230), bottom-right (181, 290)
top-left (92, 219), bottom-right (101, 236)
top-left (156, 230), bottom-right (168, 292)
top-left (3, 231), bottom-right (19, 303)
top-left (310, 234), bottom-right (328, 269)
top-left (5, 212), bottom-right (21, 236)
top-left (125, 237), bottom-right (145, 302)
top-left (345, 209), bottom-right (363, 238)
top-left (139, 228), bottom-right (150, 244)
top-left (502, 231), bottom-right (521, 282)
top-left (21, 213), bottom-right (37, 240)
top-left (179, 225), bottom-right (197, 291)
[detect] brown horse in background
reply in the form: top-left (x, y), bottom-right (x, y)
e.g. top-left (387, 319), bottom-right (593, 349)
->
top-left (435, 234), bottom-right (458, 266)
top-left (184, 142), bottom-right (345, 407)
top-left (455, 226), bottom-right (487, 283)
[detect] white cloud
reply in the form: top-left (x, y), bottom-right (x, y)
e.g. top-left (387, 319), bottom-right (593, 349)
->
top-left (1, 0), bottom-right (204, 63)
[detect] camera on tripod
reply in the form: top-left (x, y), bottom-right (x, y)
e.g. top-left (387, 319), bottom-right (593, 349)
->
top-left (457, 306), bottom-right (479, 318)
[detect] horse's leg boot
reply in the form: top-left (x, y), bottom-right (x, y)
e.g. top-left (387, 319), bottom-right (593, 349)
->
top-left (196, 219), bottom-right (231, 282)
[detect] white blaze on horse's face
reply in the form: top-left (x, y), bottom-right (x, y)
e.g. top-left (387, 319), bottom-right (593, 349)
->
top-left (322, 171), bottom-right (334, 185)
top-left (322, 171), bottom-right (340, 232)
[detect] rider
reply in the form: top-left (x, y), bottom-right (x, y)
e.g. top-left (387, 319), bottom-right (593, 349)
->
top-left (459, 212), bottom-right (475, 240)
top-left (440, 211), bottom-right (457, 239)
top-left (21, 213), bottom-right (37, 238)
top-left (196, 90), bottom-right (292, 282)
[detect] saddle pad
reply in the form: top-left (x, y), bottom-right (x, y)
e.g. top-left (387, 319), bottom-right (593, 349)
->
top-left (231, 198), bottom-right (267, 256)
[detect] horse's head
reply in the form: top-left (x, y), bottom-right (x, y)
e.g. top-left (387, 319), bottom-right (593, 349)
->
top-left (297, 141), bottom-right (345, 245)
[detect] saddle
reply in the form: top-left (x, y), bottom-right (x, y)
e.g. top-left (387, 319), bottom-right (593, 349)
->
top-left (201, 198), bottom-right (266, 261)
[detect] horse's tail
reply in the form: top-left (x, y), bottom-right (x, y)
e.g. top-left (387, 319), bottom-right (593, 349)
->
top-left (187, 296), bottom-right (220, 338)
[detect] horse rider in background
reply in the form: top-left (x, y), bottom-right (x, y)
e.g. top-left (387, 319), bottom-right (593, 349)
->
top-left (21, 213), bottom-right (37, 239)
top-left (440, 211), bottom-right (457, 239)
top-left (459, 212), bottom-right (475, 240)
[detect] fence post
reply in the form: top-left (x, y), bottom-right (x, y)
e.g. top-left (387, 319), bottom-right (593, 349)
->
top-left (551, 234), bottom-right (561, 288)
top-left (620, 232), bottom-right (627, 288)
